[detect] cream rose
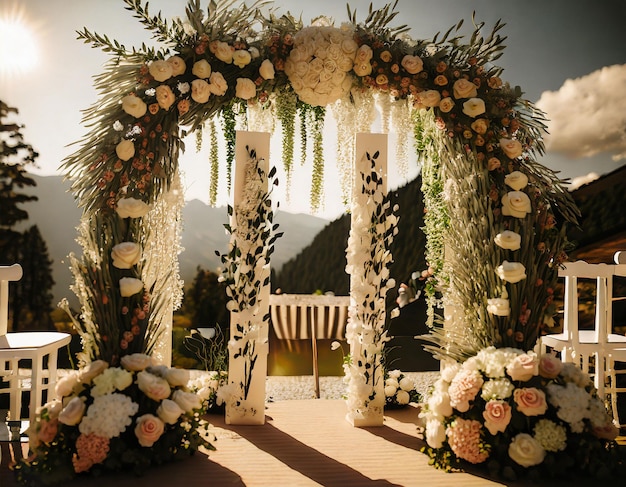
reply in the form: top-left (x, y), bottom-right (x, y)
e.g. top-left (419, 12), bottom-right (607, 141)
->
top-left (121, 95), bottom-right (147, 118)
top-left (156, 85), bottom-right (175, 110)
top-left (401, 54), bottom-right (423, 74)
top-left (191, 79), bottom-right (211, 104)
top-left (119, 277), bottom-right (144, 297)
top-left (439, 97), bottom-right (455, 113)
top-left (496, 261), bottom-right (527, 283)
top-left (58, 396), bottom-right (86, 426)
top-left (353, 62), bottom-right (372, 77)
top-left (501, 191), bottom-right (531, 218)
top-left (164, 367), bottom-right (190, 387)
top-left (415, 90), bottom-right (441, 108)
top-left (494, 230), bottom-right (521, 250)
top-left (111, 242), bottom-right (141, 269)
top-left (509, 433), bottom-right (546, 467)
top-left (504, 171), bottom-right (528, 191)
top-left (209, 72), bottom-right (228, 96)
top-left (78, 360), bottom-right (109, 384)
top-left (55, 371), bottom-right (80, 397)
top-left (157, 399), bottom-right (185, 425)
top-left (135, 414), bottom-right (165, 447)
top-left (137, 371), bottom-right (171, 401)
top-left (462, 98), bottom-right (486, 117)
top-left (115, 139), bottom-right (135, 161)
top-left (355, 45), bottom-right (373, 63)
top-left (235, 78), bottom-right (256, 99)
top-left (192, 59), bottom-right (212, 79)
top-left (453, 78), bottom-right (478, 99)
top-left (483, 399), bottom-right (512, 435)
top-left (500, 138), bottom-right (523, 159)
top-left (232, 49), bottom-right (252, 68)
top-left (167, 55), bottom-right (186, 76)
top-left (120, 353), bottom-right (153, 372)
top-left (259, 59), bottom-right (275, 80)
top-left (115, 198), bottom-right (150, 219)
top-left (487, 297), bottom-right (510, 317)
top-left (148, 60), bottom-right (173, 82)
top-left (507, 352), bottom-right (539, 381)
top-left (214, 41), bottom-right (233, 63)
top-left (470, 118), bottom-right (489, 135)
top-left (171, 389), bottom-right (202, 412)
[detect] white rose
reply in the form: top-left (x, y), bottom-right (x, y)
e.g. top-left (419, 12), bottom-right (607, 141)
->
top-left (191, 79), bottom-right (211, 104)
top-left (192, 59), bottom-right (212, 79)
top-left (235, 78), bottom-right (257, 99)
top-left (166, 55), bottom-right (186, 76)
top-left (164, 367), bottom-right (190, 387)
top-left (401, 54), bottom-right (423, 74)
top-left (171, 389), bottom-right (202, 412)
top-left (111, 242), bottom-right (141, 269)
top-left (149, 60), bottom-right (173, 82)
top-left (487, 298), bottom-right (511, 317)
top-left (462, 98), bottom-right (486, 117)
top-left (119, 277), bottom-right (144, 297)
top-left (121, 353), bottom-right (153, 371)
top-left (209, 72), bottom-right (228, 96)
top-left (396, 390), bottom-right (410, 405)
top-left (427, 390), bottom-right (453, 417)
top-left (385, 384), bottom-right (397, 397)
top-left (157, 399), bottom-right (185, 425)
top-left (259, 59), bottom-right (275, 80)
top-left (453, 78), bottom-right (478, 99)
top-left (115, 139), bottom-right (135, 161)
top-left (494, 230), bottom-right (521, 250)
top-left (116, 197), bottom-right (150, 218)
top-left (58, 396), bottom-right (86, 426)
top-left (214, 41), bottom-right (233, 63)
top-left (438, 97), bottom-right (455, 113)
top-left (55, 371), bottom-right (80, 398)
top-left (425, 418), bottom-right (447, 449)
top-left (415, 90), bottom-right (441, 108)
top-left (496, 261), bottom-right (527, 283)
top-left (232, 49), bottom-right (252, 68)
top-left (500, 138), bottom-right (523, 159)
top-left (121, 95), bottom-right (147, 118)
top-left (502, 191), bottom-right (532, 218)
top-left (505, 171), bottom-right (528, 191)
top-left (508, 433), bottom-right (546, 467)
top-left (399, 377), bottom-right (415, 391)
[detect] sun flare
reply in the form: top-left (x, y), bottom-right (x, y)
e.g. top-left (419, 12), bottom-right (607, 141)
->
top-left (0, 8), bottom-right (39, 77)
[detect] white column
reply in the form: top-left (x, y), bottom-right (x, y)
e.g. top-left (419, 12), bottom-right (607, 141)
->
top-left (345, 133), bottom-right (388, 427)
top-left (225, 131), bottom-right (271, 425)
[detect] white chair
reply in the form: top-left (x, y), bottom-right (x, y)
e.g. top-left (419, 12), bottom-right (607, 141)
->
top-left (540, 258), bottom-right (626, 425)
top-left (0, 264), bottom-right (71, 431)
top-left (269, 294), bottom-right (350, 398)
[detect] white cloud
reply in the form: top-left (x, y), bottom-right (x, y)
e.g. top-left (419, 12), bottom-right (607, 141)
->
top-left (536, 64), bottom-right (626, 160)
top-left (566, 172), bottom-right (599, 191)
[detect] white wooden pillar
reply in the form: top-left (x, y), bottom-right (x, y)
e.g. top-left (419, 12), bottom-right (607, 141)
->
top-left (345, 133), bottom-right (388, 427)
top-left (225, 131), bottom-right (271, 425)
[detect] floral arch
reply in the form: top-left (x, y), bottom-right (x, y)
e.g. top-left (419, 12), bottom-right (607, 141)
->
top-left (59, 0), bottom-right (579, 427)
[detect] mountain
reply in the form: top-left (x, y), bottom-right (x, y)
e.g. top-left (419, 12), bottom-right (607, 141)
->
top-left (21, 175), bottom-right (329, 307)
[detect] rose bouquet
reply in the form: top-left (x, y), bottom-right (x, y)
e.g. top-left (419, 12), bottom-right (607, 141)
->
top-left (383, 370), bottom-right (421, 409)
top-left (12, 354), bottom-right (215, 486)
top-left (419, 347), bottom-right (623, 481)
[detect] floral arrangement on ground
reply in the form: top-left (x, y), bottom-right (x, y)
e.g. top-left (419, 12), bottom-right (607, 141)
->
top-left (384, 369), bottom-right (421, 409)
top-left (419, 347), bottom-right (624, 481)
top-left (12, 355), bottom-right (214, 486)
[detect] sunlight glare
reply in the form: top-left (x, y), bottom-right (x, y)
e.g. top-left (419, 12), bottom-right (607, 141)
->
top-left (0, 9), bottom-right (39, 77)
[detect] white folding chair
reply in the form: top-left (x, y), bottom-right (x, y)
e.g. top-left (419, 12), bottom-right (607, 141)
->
top-left (269, 294), bottom-right (350, 398)
top-left (0, 264), bottom-right (71, 430)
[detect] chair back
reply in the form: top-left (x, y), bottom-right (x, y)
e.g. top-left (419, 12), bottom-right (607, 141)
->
top-left (0, 264), bottom-right (23, 336)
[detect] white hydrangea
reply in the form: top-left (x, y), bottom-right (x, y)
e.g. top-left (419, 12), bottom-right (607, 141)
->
top-left (546, 382), bottom-right (590, 425)
top-left (481, 378), bottom-right (514, 400)
top-left (91, 367), bottom-right (133, 397)
top-left (476, 347), bottom-right (521, 378)
top-left (79, 393), bottom-right (139, 438)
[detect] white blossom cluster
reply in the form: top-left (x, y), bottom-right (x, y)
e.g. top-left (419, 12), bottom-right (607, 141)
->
top-left (79, 393), bottom-right (139, 438)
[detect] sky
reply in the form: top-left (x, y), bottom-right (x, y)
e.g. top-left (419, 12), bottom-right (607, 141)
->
top-left (1, 0), bottom-right (626, 220)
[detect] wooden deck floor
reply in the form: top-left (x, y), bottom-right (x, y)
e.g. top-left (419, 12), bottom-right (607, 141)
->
top-left (0, 399), bottom-right (618, 486)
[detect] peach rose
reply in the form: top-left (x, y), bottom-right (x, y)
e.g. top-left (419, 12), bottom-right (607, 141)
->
top-left (135, 414), bottom-right (165, 447)
top-left (79, 360), bottom-right (109, 384)
top-left (415, 90), bottom-right (441, 108)
top-left (538, 353), bottom-right (563, 379)
top-left (462, 98), bottom-right (486, 117)
top-left (214, 41), bottom-right (233, 63)
top-left (439, 97), bottom-right (455, 113)
top-left (470, 118), bottom-right (489, 135)
top-left (235, 78), bottom-right (256, 99)
top-left (191, 79), bottom-right (211, 104)
top-left (55, 371), bottom-right (81, 397)
top-left (121, 94), bottom-right (147, 118)
top-left (137, 371), bottom-right (171, 401)
top-left (166, 55), bottom-right (186, 76)
top-left (209, 72), bottom-right (228, 96)
top-left (401, 54), bottom-right (423, 74)
top-left (148, 60), bottom-right (173, 82)
top-left (353, 62), bottom-right (372, 77)
top-left (483, 400), bottom-right (512, 435)
top-left (232, 49), bottom-right (252, 68)
top-left (121, 353), bottom-right (153, 371)
top-left (514, 388), bottom-right (547, 416)
top-left (192, 59), bottom-right (212, 79)
top-left (453, 78), bottom-right (478, 99)
top-left (115, 139), bottom-right (135, 161)
top-left (500, 138), bottom-right (523, 159)
top-left (504, 171), bottom-right (528, 191)
top-left (259, 59), bottom-right (275, 80)
top-left (156, 85), bottom-right (175, 110)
